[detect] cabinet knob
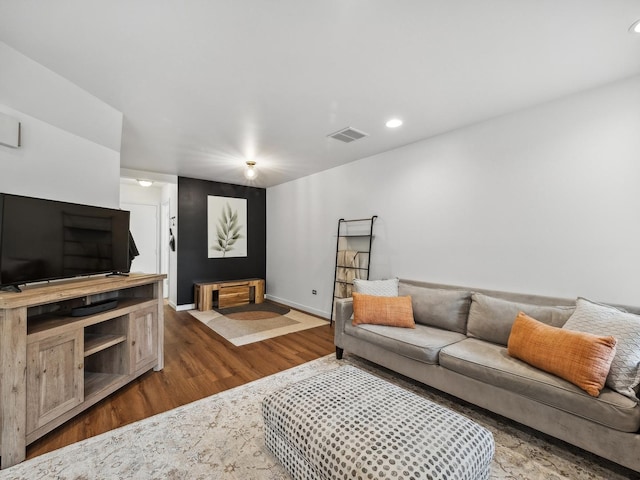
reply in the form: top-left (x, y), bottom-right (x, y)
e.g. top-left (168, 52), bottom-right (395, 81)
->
top-left (132, 340), bottom-right (136, 346)
top-left (78, 363), bottom-right (83, 370)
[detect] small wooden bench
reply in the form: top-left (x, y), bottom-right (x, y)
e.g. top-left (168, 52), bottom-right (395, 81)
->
top-left (194, 278), bottom-right (264, 311)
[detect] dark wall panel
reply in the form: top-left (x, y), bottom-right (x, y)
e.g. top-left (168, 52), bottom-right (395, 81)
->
top-left (177, 176), bottom-right (266, 305)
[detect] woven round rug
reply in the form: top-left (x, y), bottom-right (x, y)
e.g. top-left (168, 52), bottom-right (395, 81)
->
top-left (215, 302), bottom-right (290, 320)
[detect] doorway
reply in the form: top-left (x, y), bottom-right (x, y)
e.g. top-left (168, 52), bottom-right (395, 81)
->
top-left (120, 174), bottom-right (177, 304)
top-left (122, 202), bottom-right (159, 274)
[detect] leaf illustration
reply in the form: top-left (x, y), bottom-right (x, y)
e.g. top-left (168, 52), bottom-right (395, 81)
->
top-left (211, 201), bottom-right (244, 257)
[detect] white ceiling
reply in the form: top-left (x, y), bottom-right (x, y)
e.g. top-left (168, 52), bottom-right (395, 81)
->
top-left (1, 1), bottom-right (640, 188)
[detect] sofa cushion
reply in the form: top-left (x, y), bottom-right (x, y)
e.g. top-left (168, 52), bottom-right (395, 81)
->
top-left (466, 293), bottom-right (575, 346)
top-left (507, 312), bottom-right (617, 397)
top-left (353, 278), bottom-right (399, 296)
top-left (439, 338), bottom-right (640, 432)
top-left (352, 293), bottom-right (415, 328)
top-left (563, 298), bottom-right (640, 401)
top-left (345, 321), bottom-right (466, 365)
top-left (398, 282), bottom-right (471, 334)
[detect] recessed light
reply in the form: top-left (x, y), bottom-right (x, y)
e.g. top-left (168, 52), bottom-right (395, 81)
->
top-left (137, 179), bottom-right (153, 187)
top-left (630, 19), bottom-right (640, 33)
top-left (385, 118), bottom-right (403, 128)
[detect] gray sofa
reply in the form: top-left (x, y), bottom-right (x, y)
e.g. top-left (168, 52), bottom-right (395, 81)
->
top-left (334, 279), bottom-right (640, 472)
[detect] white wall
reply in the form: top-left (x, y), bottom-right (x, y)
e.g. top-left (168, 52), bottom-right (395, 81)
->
top-left (120, 182), bottom-right (164, 205)
top-left (0, 42), bottom-right (122, 207)
top-left (0, 42), bottom-right (121, 152)
top-left (267, 76), bottom-right (640, 316)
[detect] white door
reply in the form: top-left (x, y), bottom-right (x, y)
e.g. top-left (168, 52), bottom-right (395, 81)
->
top-left (122, 203), bottom-right (158, 274)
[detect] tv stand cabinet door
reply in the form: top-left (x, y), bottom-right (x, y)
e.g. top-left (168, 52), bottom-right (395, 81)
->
top-left (129, 305), bottom-right (158, 374)
top-left (26, 329), bottom-right (84, 434)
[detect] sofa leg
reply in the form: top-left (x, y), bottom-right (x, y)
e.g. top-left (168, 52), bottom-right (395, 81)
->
top-left (336, 347), bottom-right (344, 360)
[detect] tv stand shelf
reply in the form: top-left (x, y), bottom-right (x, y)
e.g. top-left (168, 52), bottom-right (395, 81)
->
top-left (84, 333), bottom-right (127, 356)
top-left (84, 372), bottom-right (128, 400)
top-left (0, 273), bottom-right (165, 469)
top-left (26, 297), bottom-right (156, 337)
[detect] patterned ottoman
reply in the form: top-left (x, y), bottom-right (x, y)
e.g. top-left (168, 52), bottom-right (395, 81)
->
top-left (262, 366), bottom-right (494, 480)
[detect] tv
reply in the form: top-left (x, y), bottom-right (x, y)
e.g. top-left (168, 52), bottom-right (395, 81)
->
top-left (0, 193), bottom-right (131, 290)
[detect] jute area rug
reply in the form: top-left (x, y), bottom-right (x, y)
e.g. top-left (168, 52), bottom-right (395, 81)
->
top-left (2, 355), bottom-right (635, 480)
top-left (189, 303), bottom-right (328, 346)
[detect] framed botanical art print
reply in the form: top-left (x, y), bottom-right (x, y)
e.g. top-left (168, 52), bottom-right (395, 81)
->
top-left (207, 195), bottom-right (247, 258)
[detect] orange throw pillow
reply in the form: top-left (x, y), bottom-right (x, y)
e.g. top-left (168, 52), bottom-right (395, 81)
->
top-left (352, 292), bottom-right (415, 328)
top-left (507, 312), bottom-right (617, 396)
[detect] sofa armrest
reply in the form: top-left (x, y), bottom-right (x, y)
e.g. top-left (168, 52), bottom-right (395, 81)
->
top-left (334, 298), bottom-right (353, 359)
top-left (335, 297), bottom-right (353, 331)
top-left (334, 296), bottom-right (351, 334)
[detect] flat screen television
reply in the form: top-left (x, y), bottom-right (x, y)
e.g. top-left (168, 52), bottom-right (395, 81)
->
top-left (0, 193), bottom-right (131, 290)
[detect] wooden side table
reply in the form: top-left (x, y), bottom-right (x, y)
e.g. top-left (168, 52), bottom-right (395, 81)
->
top-left (194, 278), bottom-right (264, 311)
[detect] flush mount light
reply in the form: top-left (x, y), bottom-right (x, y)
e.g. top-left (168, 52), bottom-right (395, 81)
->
top-left (385, 118), bottom-right (403, 128)
top-left (137, 179), bottom-right (153, 187)
top-left (630, 19), bottom-right (640, 33)
top-left (244, 160), bottom-right (258, 180)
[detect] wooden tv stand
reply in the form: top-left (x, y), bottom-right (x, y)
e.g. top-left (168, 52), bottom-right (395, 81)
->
top-left (0, 273), bottom-right (165, 469)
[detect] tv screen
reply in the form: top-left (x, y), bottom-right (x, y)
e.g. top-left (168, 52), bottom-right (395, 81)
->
top-left (0, 194), bottom-right (130, 288)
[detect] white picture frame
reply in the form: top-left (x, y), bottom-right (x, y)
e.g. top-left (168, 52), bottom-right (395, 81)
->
top-left (207, 196), bottom-right (247, 258)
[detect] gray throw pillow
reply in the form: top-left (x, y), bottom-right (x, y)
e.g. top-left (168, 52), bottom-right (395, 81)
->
top-left (352, 278), bottom-right (399, 297)
top-left (398, 283), bottom-right (471, 334)
top-left (563, 298), bottom-right (640, 401)
top-left (467, 293), bottom-right (575, 346)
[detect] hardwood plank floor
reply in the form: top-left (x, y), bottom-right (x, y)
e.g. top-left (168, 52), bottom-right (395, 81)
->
top-left (26, 303), bottom-right (335, 460)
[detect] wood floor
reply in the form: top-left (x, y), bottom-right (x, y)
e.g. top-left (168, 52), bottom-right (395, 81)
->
top-left (26, 303), bottom-right (335, 460)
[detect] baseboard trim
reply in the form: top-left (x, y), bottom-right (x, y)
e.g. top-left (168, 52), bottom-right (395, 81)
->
top-left (265, 294), bottom-right (329, 320)
top-left (175, 303), bottom-right (195, 312)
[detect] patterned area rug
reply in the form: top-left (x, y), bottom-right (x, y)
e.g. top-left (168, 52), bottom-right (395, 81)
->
top-left (189, 306), bottom-right (327, 346)
top-left (1, 355), bottom-right (636, 480)
top-left (215, 302), bottom-right (290, 318)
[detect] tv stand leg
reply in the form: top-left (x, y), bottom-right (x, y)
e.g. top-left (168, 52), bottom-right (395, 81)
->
top-left (0, 308), bottom-right (27, 468)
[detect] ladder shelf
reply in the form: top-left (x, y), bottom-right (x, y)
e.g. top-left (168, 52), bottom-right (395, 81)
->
top-left (330, 215), bottom-right (377, 325)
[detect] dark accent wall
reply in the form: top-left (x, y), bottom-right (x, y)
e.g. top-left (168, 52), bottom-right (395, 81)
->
top-left (177, 176), bottom-right (266, 305)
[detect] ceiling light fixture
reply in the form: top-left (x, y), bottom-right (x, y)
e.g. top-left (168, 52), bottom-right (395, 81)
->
top-left (385, 118), bottom-right (403, 128)
top-left (630, 19), bottom-right (640, 33)
top-left (137, 179), bottom-right (153, 187)
top-left (244, 160), bottom-right (258, 180)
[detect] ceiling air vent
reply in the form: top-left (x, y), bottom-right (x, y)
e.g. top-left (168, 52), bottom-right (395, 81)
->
top-left (328, 127), bottom-right (369, 143)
